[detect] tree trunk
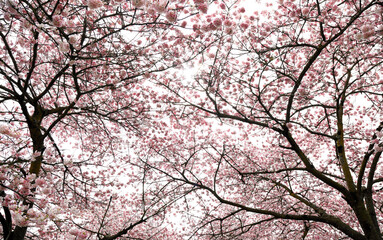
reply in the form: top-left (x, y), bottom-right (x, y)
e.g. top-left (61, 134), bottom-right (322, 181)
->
top-left (349, 194), bottom-right (382, 240)
top-left (8, 118), bottom-right (45, 240)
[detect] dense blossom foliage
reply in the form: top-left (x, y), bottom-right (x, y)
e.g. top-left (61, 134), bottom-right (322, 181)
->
top-left (1, 0), bottom-right (383, 239)
top-left (0, 0), bottom-right (215, 239)
top-left (144, 0), bottom-right (383, 239)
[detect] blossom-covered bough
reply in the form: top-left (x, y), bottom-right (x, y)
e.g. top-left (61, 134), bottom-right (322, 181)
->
top-left (0, 0), bottom-right (217, 239)
top-left (144, 0), bottom-right (383, 239)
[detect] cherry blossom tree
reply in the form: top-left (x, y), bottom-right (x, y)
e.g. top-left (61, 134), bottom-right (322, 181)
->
top-left (3, 0), bottom-right (383, 239)
top-left (144, 0), bottom-right (383, 239)
top-left (0, 0), bottom-right (217, 239)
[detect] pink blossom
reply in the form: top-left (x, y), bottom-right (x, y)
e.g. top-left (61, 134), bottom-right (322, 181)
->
top-left (355, 33), bottom-right (363, 40)
top-left (4, 12), bottom-right (11, 21)
top-left (26, 173), bottom-right (36, 182)
top-left (193, 24), bottom-right (200, 32)
top-left (77, 231), bottom-right (88, 239)
top-left (166, 11), bottom-right (177, 22)
top-left (363, 31), bottom-right (374, 39)
top-left (59, 42), bottom-right (70, 52)
top-left (52, 15), bottom-right (63, 27)
top-left (35, 178), bottom-right (46, 187)
top-left (374, 144), bottom-right (382, 152)
top-left (224, 20), bottom-right (232, 26)
top-left (120, 70), bottom-right (127, 78)
top-left (6, 0), bottom-right (18, 15)
top-left (87, 0), bottom-right (103, 9)
top-left (289, 10), bottom-right (297, 18)
top-left (69, 228), bottom-right (88, 239)
top-left (132, 0), bottom-right (145, 7)
top-left (39, 198), bottom-right (48, 208)
top-left (198, 4), bottom-right (208, 14)
top-left (42, 187), bottom-right (51, 195)
top-left (240, 23), bottom-right (249, 30)
top-left (146, 7), bottom-right (156, 15)
top-left (64, 158), bottom-right (73, 166)
top-left (201, 24), bottom-right (210, 32)
top-left (361, 25), bottom-right (371, 33)
top-left (23, 20), bottom-right (31, 29)
top-left (13, 213), bottom-right (28, 227)
top-left (67, 20), bottom-right (76, 28)
top-left (378, 26), bottom-right (383, 36)
top-left (47, 207), bottom-right (61, 219)
top-left (69, 228), bottom-right (79, 236)
top-left (19, 187), bottom-right (30, 196)
top-left (0, 173), bottom-right (6, 181)
top-left (154, 0), bottom-right (167, 13)
top-left (0, 125), bottom-right (11, 136)
top-left (27, 208), bottom-right (38, 218)
top-left (213, 18), bottom-right (222, 27)
top-left (193, 0), bottom-right (206, 4)
top-left (208, 23), bottom-right (217, 31)
top-left (68, 35), bottom-right (78, 45)
top-left (301, 7), bottom-right (310, 16)
top-left (2, 195), bottom-right (11, 206)
top-left (224, 27), bottom-right (233, 35)
top-left (359, 25), bottom-right (374, 39)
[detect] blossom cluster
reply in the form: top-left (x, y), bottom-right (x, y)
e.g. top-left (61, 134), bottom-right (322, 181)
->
top-left (88, 0), bottom-right (104, 9)
top-left (69, 228), bottom-right (88, 239)
top-left (372, 131), bottom-right (383, 152)
top-left (0, 124), bottom-right (20, 138)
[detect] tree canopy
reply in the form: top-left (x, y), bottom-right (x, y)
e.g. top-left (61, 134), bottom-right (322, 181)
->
top-left (1, 0), bottom-right (383, 239)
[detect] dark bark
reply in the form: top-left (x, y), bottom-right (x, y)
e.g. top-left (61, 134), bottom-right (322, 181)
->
top-left (8, 106), bottom-right (46, 240)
